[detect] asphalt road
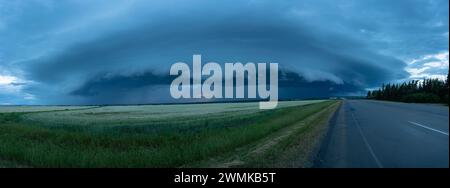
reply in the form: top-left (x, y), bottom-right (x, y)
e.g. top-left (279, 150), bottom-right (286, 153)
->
top-left (316, 100), bottom-right (449, 168)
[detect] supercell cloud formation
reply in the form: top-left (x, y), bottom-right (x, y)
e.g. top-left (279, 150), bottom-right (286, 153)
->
top-left (0, 0), bottom-right (448, 105)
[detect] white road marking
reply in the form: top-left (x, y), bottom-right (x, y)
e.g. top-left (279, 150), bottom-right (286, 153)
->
top-left (350, 112), bottom-right (383, 168)
top-left (408, 121), bottom-right (449, 136)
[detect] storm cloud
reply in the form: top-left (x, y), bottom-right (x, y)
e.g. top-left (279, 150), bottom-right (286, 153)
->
top-left (0, 0), bottom-right (448, 105)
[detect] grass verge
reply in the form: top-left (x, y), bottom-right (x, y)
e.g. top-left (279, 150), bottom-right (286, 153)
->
top-left (0, 101), bottom-right (338, 167)
top-left (194, 101), bottom-right (340, 167)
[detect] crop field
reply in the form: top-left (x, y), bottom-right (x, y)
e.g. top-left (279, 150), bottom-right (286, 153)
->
top-left (0, 106), bottom-right (98, 113)
top-left (0, 100), bottom-right (340, 168)
top-left (20, 100), bottom-right (327, 127)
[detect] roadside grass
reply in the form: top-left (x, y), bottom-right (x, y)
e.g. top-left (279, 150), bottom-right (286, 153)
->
top-left (0, 101), bottom-right (338, 167)
top-left (243, 101), bottom-right (340, 167)
top-left (193, 101), bottom-right (340, 167)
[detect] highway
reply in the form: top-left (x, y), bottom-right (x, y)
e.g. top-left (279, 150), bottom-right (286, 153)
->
top-left (316, 100), bottom-right (449, 168)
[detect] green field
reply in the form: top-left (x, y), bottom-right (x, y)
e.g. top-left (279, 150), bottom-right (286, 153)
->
top-left (0, 100), bottom-right (340, 168)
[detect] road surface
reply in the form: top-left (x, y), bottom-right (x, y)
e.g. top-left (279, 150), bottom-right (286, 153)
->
top-left (316, 100), bottom-right (449, 168)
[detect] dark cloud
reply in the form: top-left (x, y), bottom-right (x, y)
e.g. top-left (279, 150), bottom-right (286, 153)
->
top-left (69, 69), bottom-right (362, 105)
top-left (0, 0), bottom-right (448, 104)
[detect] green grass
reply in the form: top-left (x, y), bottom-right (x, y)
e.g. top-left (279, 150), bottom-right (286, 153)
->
top-left (243, 102), bottom-right (340, 167)
top-left (19, 100), bottom-right (326, 127)
top-left (0, 100), bottom-right (338, 167)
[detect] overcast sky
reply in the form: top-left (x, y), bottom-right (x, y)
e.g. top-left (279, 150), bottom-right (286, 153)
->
top-left (0, 0), bottom-right (448, 105)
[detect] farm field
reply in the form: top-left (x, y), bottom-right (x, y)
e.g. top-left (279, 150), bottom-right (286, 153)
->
top-left (0, 100), bottom-right (340, 168)
top-left (0, 106), bottom-right (98, 113)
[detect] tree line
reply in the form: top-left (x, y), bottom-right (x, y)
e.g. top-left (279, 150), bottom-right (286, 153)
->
top-left (367, 72), bottom-right (449, 104)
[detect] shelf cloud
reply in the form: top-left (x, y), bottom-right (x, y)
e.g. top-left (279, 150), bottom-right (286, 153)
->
top-left (0, 0), bottom-right (448, 104)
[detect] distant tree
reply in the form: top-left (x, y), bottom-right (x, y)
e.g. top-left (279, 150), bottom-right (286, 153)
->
top-left (367, 72), bottom-right (449, 104)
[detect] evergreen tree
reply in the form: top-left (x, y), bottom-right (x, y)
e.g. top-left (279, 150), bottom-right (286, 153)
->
top-left (367, 72), bottom-right (449, 104)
